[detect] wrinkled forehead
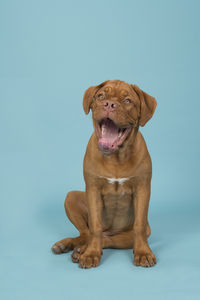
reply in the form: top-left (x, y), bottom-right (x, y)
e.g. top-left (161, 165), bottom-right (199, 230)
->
top-left (99, 81), bottom-right (137, 99)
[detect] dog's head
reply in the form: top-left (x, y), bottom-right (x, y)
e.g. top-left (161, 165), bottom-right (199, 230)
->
top-left (83, 80), bottom-right (157, 155)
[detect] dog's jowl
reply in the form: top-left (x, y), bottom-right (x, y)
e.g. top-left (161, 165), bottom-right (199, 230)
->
top-left (52, 80), bottom-right (157, 269)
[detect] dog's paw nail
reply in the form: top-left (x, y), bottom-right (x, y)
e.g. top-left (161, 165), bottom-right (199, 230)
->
top-left (59, 243), bottom-right (65, 250)
top-left (51, 245), bottom-right (62, 254)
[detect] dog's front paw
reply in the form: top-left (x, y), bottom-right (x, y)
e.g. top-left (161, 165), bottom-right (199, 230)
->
top-left (79, 251), bottom-right (101, 269)
top-left (134, 250), bottom-right (156, 267)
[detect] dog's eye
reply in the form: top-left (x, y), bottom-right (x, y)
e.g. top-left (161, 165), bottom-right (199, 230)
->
top-left (123, 98), bottom-right (132, 104)
top-left (97, 93), bottom-right (105, 100)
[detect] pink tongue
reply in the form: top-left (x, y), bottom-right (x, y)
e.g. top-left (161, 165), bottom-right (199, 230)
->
top-left (98, 119), bottom-right (119, 150)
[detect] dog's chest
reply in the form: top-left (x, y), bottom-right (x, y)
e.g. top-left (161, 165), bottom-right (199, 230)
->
top-left (101, 178), bottom-right (133, 213)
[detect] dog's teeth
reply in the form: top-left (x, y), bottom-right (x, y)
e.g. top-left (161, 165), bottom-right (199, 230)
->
top-left (102, 125), bottom-right (106, 135)
top-left (118, 131), bottom-right (122, 137)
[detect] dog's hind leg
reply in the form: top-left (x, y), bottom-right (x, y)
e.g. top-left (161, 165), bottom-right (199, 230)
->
top-left (102, 224), bottom-right (151, 249)
top-left (51, 191), bottom-right (89, 254)
top-left (102, 230), bottom-right (133, 249)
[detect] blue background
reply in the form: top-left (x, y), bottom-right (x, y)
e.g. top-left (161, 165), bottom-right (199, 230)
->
top-left (1, 0), bottom-right (200, 299)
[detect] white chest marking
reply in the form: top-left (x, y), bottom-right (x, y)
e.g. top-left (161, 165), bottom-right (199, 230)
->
top-left (99, 176), bottom-right (130, 185)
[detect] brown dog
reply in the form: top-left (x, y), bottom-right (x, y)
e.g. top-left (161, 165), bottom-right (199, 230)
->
top-left (52, 80), bottom-right (157, 268)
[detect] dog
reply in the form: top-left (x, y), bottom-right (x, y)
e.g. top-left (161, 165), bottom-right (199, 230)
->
top-left (52, 80), bottom-right (157, 268)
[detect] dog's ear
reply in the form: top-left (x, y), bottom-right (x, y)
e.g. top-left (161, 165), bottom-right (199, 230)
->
top-left (132, 84), bottom-right (157, 126)
top-left (83, 81), bottom-right (109, 114)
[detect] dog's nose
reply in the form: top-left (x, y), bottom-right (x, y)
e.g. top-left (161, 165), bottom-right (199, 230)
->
top-left (103, 100), bottom-right (118, 111)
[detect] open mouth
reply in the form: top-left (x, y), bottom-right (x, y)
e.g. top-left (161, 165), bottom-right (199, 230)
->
top-left (96, 118), bottom-right (132, 153)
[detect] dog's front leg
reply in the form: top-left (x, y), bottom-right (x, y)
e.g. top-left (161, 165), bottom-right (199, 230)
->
top-left (79, 185), bottom-right (103, 269)
top-left (133, 179), bottom-right (156, 267)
